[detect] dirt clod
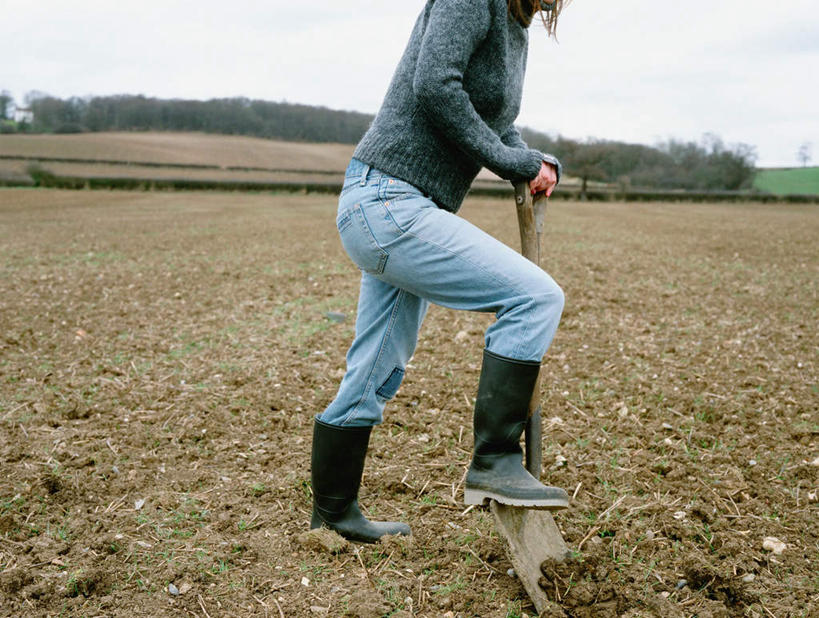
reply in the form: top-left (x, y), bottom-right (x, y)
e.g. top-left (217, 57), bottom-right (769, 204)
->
top-left (297, 528), bottom-right (350, 554)
top-left (345, 587), bottom-right (389, 618)
top-left (0, 568), bottom-right (33, 595)
top-left (66, 568), bottom-right (110, 598)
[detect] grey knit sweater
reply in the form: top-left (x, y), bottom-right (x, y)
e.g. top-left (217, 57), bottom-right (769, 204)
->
top-left (353, 0), bottom-right (560, 213)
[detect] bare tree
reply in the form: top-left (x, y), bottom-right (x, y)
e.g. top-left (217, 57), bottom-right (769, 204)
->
top-left (0, 90), bottom-right (13, 120)
top-left (796, 142), bottom-right (812, 167)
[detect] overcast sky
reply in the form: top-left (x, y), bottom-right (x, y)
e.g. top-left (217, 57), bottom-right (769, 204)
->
top-left (3, 0), bottom-right (817, 167)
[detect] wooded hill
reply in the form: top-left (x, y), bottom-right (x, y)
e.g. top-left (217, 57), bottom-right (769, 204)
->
top-left (2, 93), bottom-right (758, 192)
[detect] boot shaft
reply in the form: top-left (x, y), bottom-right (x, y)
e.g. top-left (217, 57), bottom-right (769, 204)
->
top-left (473, 349), bottom-right (540, 459)
top-left (466, 350), bottom-right (569, 509)
top-left (311, 418), bottom-right (372, 510)
top-left (310, 418), bottom-right (412, 541)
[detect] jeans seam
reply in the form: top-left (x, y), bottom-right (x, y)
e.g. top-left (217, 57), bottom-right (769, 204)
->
top-left (379, 198), bottom-right (408, 234)
top-left (353, 204), bottom-right (389, 274)
top-left (341, 288), bottom-right (406, 426)
top-left (511, 302), bottom-right (533, 360)
top-left (377, 179), bottom-right (425, 234)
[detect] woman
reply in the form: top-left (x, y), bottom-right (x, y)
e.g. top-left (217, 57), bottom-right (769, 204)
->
top-left (311, 0), bottom-right (571, 543)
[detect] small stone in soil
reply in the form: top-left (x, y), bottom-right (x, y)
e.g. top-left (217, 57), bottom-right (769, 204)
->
top-left (507, 568), bottom-right (516, 578)
top-left (324, 312), bottom-right (347, 323)
top-left (742, 573), bottom-right (756, 583)
top-left (762, 537), bottom-right (786, 555)
top-left (675, 579), bottom-right (688, 590)
top-left (168, 583), bottom-right (179, 596)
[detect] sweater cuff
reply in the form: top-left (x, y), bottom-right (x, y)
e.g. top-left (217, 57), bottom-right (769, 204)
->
top-left (515, 148), bottom-right (545, 182)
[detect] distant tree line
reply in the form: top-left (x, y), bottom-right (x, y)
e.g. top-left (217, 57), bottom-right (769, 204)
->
top-left (7, 93), bottom-right (373, 143)
top-left (520, 129), bottom-right (757, 192)
top-left (2, 91), bottom-right (758, 191)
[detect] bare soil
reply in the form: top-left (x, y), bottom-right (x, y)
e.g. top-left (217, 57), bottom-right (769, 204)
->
top-left (0, 189), bottom-right (816, 617)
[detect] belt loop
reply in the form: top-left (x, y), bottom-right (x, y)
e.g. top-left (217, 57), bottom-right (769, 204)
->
top-left (359, 164), bottom-right (371, 186)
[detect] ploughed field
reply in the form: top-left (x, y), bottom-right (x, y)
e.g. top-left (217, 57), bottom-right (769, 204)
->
top-left (0, 189), bottom-right (816, 617)
top-left (0, 132), bottom-right (357, 171)
top-left (0, 132), bottom-right (508, 186)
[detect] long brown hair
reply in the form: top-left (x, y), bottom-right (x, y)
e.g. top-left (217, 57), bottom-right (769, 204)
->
top-left (508, 0), bottom-right (570, 36)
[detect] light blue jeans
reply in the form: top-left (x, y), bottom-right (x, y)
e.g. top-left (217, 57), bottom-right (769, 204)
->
top-left (319, 159), bottom-right (564, 427)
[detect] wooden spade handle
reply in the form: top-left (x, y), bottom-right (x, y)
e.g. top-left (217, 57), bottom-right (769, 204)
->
top-left (513, 182), bottom-right (547, 481)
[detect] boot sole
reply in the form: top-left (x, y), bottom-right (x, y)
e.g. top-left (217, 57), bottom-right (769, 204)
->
top-left (464, 488), bottom-right (569, 510)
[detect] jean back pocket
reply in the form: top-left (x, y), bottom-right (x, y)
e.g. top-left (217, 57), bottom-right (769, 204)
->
top-left (337, 205), bottom-right (388, 275)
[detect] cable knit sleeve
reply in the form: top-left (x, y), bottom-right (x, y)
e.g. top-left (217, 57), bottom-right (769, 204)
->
top-left (501, 125), bottom-right (563, 184)
top-left (500, 124), bottom-right (529, 150)
top-left (412, 0), bottom-right (543, 182)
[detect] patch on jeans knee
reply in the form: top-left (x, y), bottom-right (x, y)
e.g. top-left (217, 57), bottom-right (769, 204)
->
top-left (375, 367), bottom-right (405, 401)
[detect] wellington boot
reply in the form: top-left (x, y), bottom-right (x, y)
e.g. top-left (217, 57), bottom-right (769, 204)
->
top-left (310, 417), bottom-right (411, 543)
top-left (464, 350), bottom-right (569, 510)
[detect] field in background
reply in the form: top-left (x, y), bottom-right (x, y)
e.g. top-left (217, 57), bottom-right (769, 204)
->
top-left (6, 133), bottom-right (818, 201)
top-left (0, 132), bottom-right (355, 171)
top-left (0, 132), bottom-right (544, 186)
top-left (753, 166), bottom-right (819, 196)
top-left (0, 159), bottom-right (345, 185)
top-left (1, 189), bottom-right (816, 617)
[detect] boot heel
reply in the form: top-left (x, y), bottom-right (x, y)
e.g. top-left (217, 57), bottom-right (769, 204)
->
top-left (464, 488), bottom-right (489, 506)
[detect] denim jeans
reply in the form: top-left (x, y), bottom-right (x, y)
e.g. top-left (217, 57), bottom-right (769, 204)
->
top-left (319, 159), bottom-right (564, 427)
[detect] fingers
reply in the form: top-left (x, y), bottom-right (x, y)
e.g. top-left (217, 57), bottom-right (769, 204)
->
top-left (529, 162), bottom-right (557, 196)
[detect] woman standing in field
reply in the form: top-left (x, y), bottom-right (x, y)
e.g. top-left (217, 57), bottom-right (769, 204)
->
top-left (311, 0), bottom-right (571, 542)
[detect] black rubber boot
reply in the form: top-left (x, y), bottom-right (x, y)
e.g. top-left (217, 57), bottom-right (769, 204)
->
top-left (310, 417), bottom-right (411, 543)
top-left (464, 349), bottom-right (569, 510)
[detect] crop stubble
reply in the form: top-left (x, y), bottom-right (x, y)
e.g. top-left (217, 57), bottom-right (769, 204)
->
top-left (0, 189), bottom-right (816, 617)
